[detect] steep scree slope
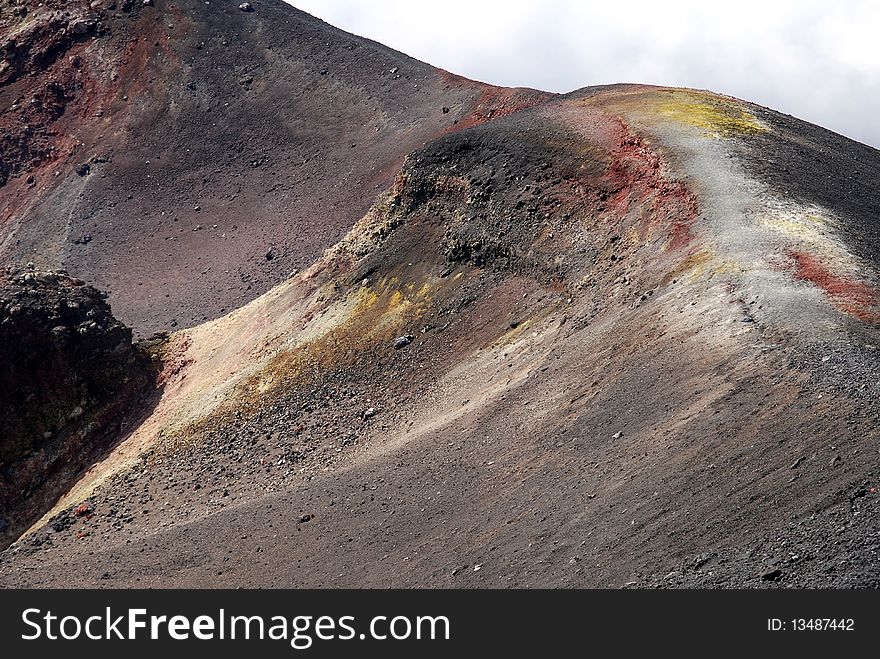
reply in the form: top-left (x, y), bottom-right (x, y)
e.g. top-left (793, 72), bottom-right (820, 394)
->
top-left (0, 5), bottom-right (878, 588)
top-left (0, 0), bottom-right (545, 334)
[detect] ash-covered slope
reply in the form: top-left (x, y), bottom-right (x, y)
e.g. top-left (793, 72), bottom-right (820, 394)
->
top-left (0, 0), bottom-right (544, 334)
top-left (1, 4), bottom-right (879, 588)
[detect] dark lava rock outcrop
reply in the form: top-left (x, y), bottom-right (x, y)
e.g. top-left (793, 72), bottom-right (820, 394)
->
top-left (0, 269), bottom-right (152, 547)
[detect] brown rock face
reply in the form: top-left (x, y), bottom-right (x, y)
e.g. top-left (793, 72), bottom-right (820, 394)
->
top-left (0, 269), bottom-right (152, 547)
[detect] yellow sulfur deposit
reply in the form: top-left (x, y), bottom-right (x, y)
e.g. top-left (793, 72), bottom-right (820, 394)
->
top-left (657, 91), bottom-right (767, 136)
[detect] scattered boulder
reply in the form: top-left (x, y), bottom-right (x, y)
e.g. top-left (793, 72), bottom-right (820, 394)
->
top-left (239, 2), bottom-right (253, 11)
top-left (761, 568), bottom-right (784, 582)
top-left (71, 21), bottom-right (95, 37)
top-left (49, 510), bottom-right (74, 533)
top-left (73, 502), bottom-right (94, 518)
top-left (693, 551), bottom-right (717, 568)
top-left (392, 335), bottom-right (413, 350)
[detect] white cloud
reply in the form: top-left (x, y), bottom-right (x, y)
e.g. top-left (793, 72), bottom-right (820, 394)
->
top-left (288, 0), bottom-right (880, 148)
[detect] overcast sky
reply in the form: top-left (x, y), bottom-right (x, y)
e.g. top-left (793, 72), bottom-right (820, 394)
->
top-left (289, 0), bottom-right (880, 149)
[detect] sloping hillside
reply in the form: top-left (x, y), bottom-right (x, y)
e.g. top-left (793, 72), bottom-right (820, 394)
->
top-left (0, 2), bottom-right (878, 587)
top-left (0, 0), bottom-right (545, 334)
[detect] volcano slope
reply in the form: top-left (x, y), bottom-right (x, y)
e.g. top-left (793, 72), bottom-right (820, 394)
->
top-left (2, 3), bottom-right (880, 588)
top-left (0, 0), bottom-right (544, 335)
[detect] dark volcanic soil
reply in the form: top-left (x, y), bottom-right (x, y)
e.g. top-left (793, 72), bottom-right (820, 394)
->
top-left (740, 103), bottom-right (880, 268)
top-left (0, 0), bottom-right (546, 335)
top-left (1, 2), bottom-right (879, 589)
top-left (4, 309), bottom-right (878, 588)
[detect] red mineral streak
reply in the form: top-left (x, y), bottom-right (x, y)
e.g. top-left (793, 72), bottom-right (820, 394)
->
top-left (600, 120), bottom-right (699, 249)
top-left (788, 249), bottom-right (880, 322)
top-left (439, 71), bottom-right (552, 132)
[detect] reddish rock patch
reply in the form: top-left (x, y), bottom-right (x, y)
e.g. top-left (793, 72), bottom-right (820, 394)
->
top-left (440, 71), bottom-right (552, 132)
top-left (788, 249), bottom-right (879, 322)
top-left (600, 120), bottom-right (699, 250)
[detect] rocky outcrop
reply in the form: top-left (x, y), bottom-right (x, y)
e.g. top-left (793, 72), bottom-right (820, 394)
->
top-left (0, 269), bottom-right (152, 547)
top-left (0, 0), bottom-right (115, 187)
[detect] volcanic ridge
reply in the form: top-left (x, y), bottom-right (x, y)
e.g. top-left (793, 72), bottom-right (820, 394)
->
top-left (0, 0), bottom-right (879, 588)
